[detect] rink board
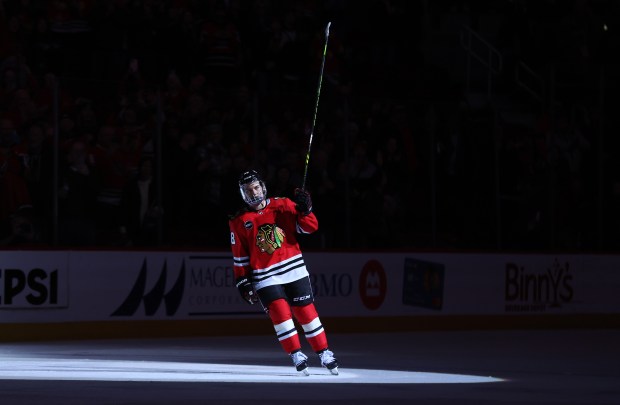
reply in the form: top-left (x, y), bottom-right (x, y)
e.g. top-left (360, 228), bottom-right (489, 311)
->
top-left (1, 250), bottom-right (619, 340)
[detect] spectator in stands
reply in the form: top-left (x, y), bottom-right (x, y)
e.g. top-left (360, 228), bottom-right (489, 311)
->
top-left (271, 165), bottom-right (296, 198)
top-left (58, 139), bottom-right (99, 246)
top-left (119, 155), bottom-right (161, 246)
top-left (163, 129), bottom-right (199, 241)
top-left (26, 15), bottom-right (59, 75)
top-left (14, 121), bottom-right (47, 213)
top-left (0, 204), bottom-right (42, 246)
top-left (0, 116), bottom-right (31, 228)
top-left (198, 4), bottom-right (243, 87)
top-left (305, 146), bottom-right (341, 247)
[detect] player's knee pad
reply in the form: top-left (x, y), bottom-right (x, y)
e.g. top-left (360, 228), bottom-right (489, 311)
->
top-left (268, 298), bottom-right (292, 324)
top-left (291, 303), bottom-right (318, 324)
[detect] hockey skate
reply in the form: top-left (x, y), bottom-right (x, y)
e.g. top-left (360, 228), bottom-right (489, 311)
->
top-left (319, 349), bottom-right (339, 375)
top-left (290, 350), bottom-right (310, 376)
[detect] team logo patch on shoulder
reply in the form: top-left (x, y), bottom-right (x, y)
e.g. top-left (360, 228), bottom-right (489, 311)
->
top-left (244, 221), bottom-right (253, 229)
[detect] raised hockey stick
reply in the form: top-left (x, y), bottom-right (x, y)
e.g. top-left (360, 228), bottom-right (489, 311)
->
top-left (301, 21), bottom-right (331, 191)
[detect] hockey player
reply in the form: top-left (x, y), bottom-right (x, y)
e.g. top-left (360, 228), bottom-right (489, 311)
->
top-left (228, 169), bottom-right (339, 375)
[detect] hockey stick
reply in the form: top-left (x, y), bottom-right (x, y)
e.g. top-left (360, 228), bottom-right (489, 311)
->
top-left (301, 21), bottom-right (331, 191)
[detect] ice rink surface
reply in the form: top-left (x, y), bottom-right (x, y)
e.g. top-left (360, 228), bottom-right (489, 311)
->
top-left (0, 329), bottom-right (618, 404)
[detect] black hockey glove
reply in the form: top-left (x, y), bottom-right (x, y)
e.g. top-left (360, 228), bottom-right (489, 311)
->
top-left (235, 276), bottom-right (258, 305)
top-left (293, 188), bottom-right (313, 216)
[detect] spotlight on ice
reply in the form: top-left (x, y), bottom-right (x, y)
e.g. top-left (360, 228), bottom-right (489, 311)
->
top-left (0, 358), bottom-right (504, 384)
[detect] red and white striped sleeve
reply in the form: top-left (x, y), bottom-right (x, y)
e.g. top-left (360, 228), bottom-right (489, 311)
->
top-left (229, 217), bottom-right (251, 279)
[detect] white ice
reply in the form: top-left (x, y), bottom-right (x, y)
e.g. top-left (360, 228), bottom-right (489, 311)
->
top-left (0, 358), bottom-right (503, 384)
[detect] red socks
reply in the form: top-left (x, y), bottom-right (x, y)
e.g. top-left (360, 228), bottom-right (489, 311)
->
top-left (268, 299), bottom-right (328, 353)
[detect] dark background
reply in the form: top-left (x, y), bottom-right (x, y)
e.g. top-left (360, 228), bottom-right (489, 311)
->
top-left (1, 0), bottom-right (619, 252)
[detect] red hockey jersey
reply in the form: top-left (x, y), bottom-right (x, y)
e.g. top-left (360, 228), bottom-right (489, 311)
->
top-left (229, 197), bottom-right (318, 291)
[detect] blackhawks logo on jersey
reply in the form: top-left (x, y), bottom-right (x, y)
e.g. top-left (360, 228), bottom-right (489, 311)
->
top-left (256, 223), bottom-right (285, 254)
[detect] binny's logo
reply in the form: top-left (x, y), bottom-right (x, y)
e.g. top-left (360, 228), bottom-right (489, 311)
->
top-left (504, 259), bottom-right (574, 311)
top-left (111, 258), bottom-right (185, 317)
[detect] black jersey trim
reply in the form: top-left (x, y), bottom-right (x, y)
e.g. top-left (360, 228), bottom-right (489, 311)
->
top-left (252, 257), bottom-right (305, 282)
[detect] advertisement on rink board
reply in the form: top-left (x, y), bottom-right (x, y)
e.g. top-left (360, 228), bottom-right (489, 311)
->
top-left (0, 251), bottom-right (69, 309)
top-left (0, 250), bottom-right (619, 324)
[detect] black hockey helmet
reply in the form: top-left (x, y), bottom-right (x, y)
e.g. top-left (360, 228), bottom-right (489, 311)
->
top-left (238, 169), bottom-right (267, 206)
